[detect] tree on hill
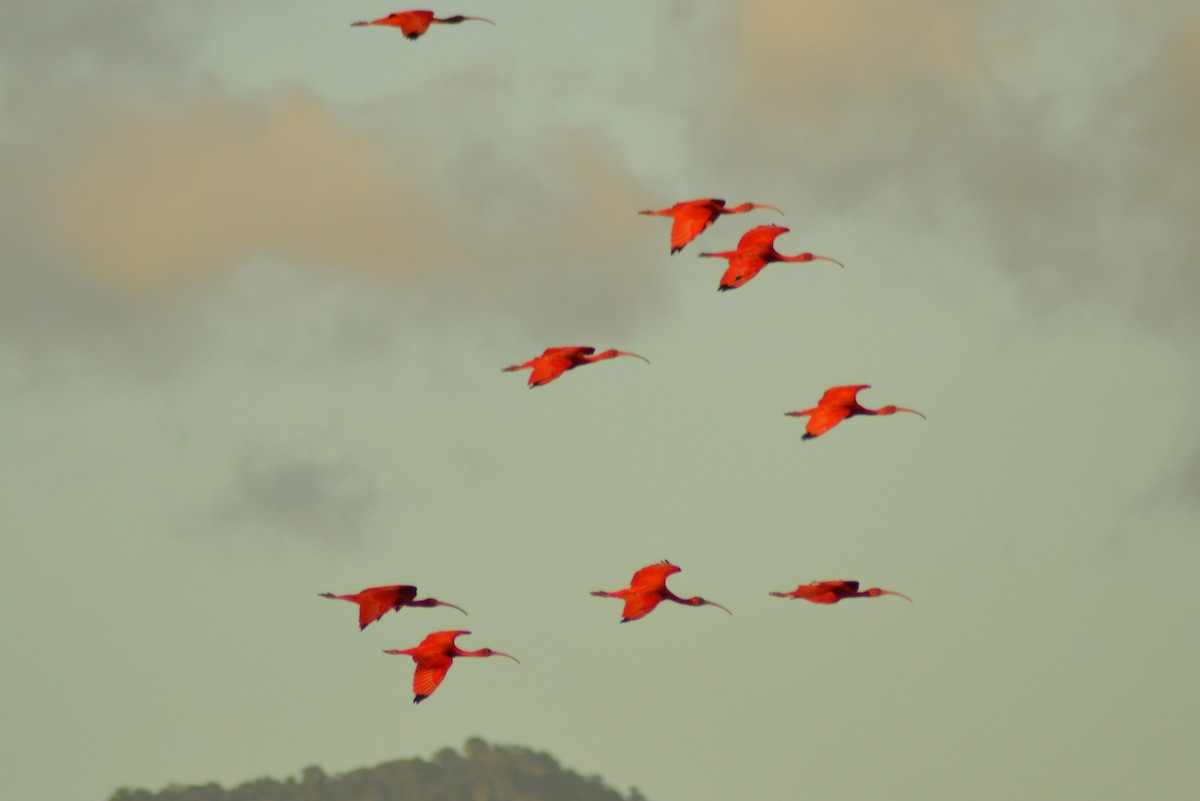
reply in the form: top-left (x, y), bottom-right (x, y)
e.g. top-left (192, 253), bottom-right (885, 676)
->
top-left (108, 738), bottom-right (649, 801)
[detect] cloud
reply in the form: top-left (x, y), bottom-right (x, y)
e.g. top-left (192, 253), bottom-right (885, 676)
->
top-left (214, 449), bottom-right (377, 549)
top-left (28, 82), bottom-right (448, 292)
top-left (711, 1), bottom-right (1198, 344)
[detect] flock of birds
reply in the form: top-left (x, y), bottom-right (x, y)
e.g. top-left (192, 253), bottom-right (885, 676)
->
top-left (324, 9), bottom-right (924, 705)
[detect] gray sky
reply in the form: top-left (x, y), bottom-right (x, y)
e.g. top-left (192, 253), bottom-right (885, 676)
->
top-left (2, 2), bottom-right (1197, 801)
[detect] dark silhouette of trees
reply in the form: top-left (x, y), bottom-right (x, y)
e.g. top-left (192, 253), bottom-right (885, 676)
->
top-left (108, 739), bottom-right (649, 801)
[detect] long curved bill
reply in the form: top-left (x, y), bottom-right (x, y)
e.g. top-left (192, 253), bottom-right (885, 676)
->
top-left (463, 16), bottom-right (495, 25)
top-left (881, 590), bottom-right (913, 603)
top-left (895, 407), bottom-right (926, 420)
top-left (706, 600), bottom-right (733, 615)
top-left (492, 651), bottom-right (521, 664)
top-left (814, 255), bottom-right (845, 268)
top-left (756, 204), bottom-right (784, 215)
top-left (616, 351), bottom-right (651, 364)
top-left (440, 601), bottom-right (469, 616)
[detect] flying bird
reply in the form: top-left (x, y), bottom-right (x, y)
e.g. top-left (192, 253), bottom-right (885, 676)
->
top-left (384, 630), bottom-right (518, 703)
top-left (591, 560), bottom-right (732, 622)
top-left (638, 198), bottom-right (782, 255)
top-left (785, 384), bottom-right (926, 440)
top-left (319, 585), bottom-right (467, 630)
top-left (698, 224), bottom-right (842, 291)
top-left (502, 346), bottom-right (649, 387)
top-left (770, 580), bottom-right (912, 605)
top-left (350, 10), bottom-right (495, 39)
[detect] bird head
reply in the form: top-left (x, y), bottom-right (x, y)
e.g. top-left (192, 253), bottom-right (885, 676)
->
top-left (598, 349), bottom-right (650, 364)
top-left (878, 405), bottom-right (926, 419)
top-left (866, 588), bottom-right (913, 602)
top-left (424, 598), bottom-right (468, 615)
top-left (686, 597), bottom-right (732, 615)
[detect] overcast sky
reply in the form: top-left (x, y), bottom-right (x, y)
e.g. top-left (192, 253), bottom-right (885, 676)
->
top-left (2, 3), bottom-right (1197, 801)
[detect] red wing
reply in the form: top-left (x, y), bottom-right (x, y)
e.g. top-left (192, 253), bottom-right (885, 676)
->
top-left (719, 253), bottom-right (768, 290)
top-left (417, 630), bottom-right (469, 649)
top-left (356, 586), bottom-right (415, 629)
top-left (528, 356), bottom-right (573, 386)
top-left (412, 653), bottom-right (453, 699)
top-left (735, 224), bottom-right (786, 250)
top-left (621, 592), bottom-right (664, 621)
top-left (629, 561), bottom-right (679, 591)
top-left (811, 580), bottom-right (859, 598)
top-left (541, 346), bottom-right (594, 358)
top-left (670, 209), bottom-right (717, 253)
top-left (804, 405), bottom-right (853, 438)
top-left (818, 385), bottom-right (870, 407)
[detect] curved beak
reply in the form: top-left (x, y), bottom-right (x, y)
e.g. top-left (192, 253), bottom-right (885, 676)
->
top-left (465, 16), bottom-right (495, 25)
top-left (440, 601), bottom-right (468, 616)
top-left (756, 204), bottom-right (784, 215)
top-left (493, 651), bottom-right (520, 664)
top-left (881, 590), bottom-right (913, 603)
top-left (706, 600), bottom-right (733, 615)
top-left (617, 351), bottom-right (651, 364)
top-left (895, 407), bottom-right (926, 420)
top-left (814, 255), bottom-right (844, 268)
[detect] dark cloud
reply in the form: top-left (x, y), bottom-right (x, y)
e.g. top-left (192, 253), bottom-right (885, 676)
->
top-left (215, 450), bottom-right (377, 548)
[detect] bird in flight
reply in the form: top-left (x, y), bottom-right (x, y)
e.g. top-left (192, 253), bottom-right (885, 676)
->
top-left (785, 384), bottom-right (926, 440)
top-left (350, 10), bottom-right (495, 39)
top-left (698, 224), bottom-right (842, 291)
top-left (319, 585), bottom-right (467, 630)
top-left (770, 580), bottom-right (912, 604)
top-left (502, 346), bottom-right (649, 387)
top-left (384, 630), bottom-right (519, 703)
top-left (639, 198), bottom-right (782, 255)
top-left (591, 560), bottom-right (732, 622)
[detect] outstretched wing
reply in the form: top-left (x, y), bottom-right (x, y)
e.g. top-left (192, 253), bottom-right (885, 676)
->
top-left (818, 385), bottom-right (870, 407)
top-left (670, 207), bottom-right (719, 253)
top-left (803, 405), bottom-right (853, 439)
top-left (718, 252), bottom-right (769, 291)
top-left (541, 346), bottom-right (595, 358)
top-left (735, 224), bottom-right (787, 250)
top-left (412, 652), bottom-right (454, 702)
top-left (621, 591), bottom-right (664, 622)
top-left (629, 561), bottom-right (679, 591)
top-left (356, 585), bottom-right (417, 630)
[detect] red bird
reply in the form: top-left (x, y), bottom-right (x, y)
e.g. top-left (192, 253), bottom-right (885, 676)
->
top-left (384, 630), bottom-right (518, 703)
top-left (639, 198), bottom-right (782, 255)
top-left (350, 10), bottom-right (494, 39)
top-left (770, 580), bottom-right (912, 605)
top-left (502, 346), bottom-right (649, 387)
top-left (786, 384), bottom-right (926, 440)
top-left (698, 224), bottom-right (842, 291)
top-left (591, 560), bottom-right (732, 622)
top-left (319, 585), bottom-right (467, 630)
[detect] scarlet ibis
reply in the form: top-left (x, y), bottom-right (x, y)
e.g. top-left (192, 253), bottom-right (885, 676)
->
top-left (770, 580), bottom-right (912, 604)
top-left (786, 384), bottom-right (926, 440)
top-left (591, 560), bottom-right (732, 622)
top-left (319, 585), bottom-right (467, 630)
top-left (384, 630), bottom-right (518, 703)
top-left (698, 224), bottom-right (842, 291)
top-left (350, 10), bottom-right (494, 39)
top-left (639, 198), bottom-right (782, 254)
top-left (502, 346), bottom-right (649, 387)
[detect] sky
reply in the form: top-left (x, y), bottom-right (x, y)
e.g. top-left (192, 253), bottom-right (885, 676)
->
top-left (1, 2), bottom-right (1197, 800)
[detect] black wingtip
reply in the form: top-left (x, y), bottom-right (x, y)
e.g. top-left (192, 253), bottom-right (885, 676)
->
top-left (801, 433), bottom-right (816, 441)
top-left (413, 695), bottom-right (427, 704)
